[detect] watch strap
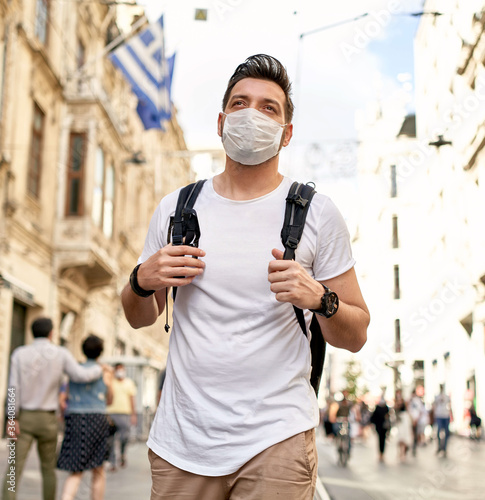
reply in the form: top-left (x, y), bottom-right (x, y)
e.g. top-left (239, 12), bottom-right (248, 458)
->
top-left (309, 283), bottom-right (339, 318)
top-left (129, 264), bottom-right (155, 298)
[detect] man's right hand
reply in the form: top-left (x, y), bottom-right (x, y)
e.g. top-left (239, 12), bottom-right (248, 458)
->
top-left (136, 244), bottom-right (206, 292)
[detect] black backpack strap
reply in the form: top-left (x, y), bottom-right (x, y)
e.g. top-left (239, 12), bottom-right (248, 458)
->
top-left (171, 180), bottom-right (207, 247)
top-left (281, 181), bottom-right (317, 336)
top-left (165, 180), bottom-right (206, 332)
top-left (281, 181), bottom-right (325, 396)
top-left (281, 182), bottom-right (316, 260)
top-left (309, 315), bottom-right (326, 396)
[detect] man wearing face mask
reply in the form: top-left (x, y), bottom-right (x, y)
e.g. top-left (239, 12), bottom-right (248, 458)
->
top-left (121, 54), bottom-right (369, 499)
top-left (106, 363), bottom-right (137, 470)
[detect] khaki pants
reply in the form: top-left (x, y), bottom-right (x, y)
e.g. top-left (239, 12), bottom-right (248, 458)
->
top-left (148, 429), bottom-right (317, 500)
top-left (2, 410), bottom-right (58, 500)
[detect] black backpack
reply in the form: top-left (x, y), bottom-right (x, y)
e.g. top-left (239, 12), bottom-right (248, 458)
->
top-left (167, 180), bottom-right (326, 396)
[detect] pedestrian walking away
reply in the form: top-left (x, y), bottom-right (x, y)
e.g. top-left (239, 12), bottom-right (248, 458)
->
top-left (395, 391), bottom-right (413, 462)
top-left (57, 335), bottom-right (114, 500)
top-left (2, 318), bottom-right (103, 500)
top-left (408, 388), bottom-right (426, 455)
top-left (106, 363), bottom-right (137, 470)
top-left (370, 394), bottom-right (390, 463)
top-left (121, 53), bottom-right (370, 500)
top-left (433, 384), bottom-right (452, 457)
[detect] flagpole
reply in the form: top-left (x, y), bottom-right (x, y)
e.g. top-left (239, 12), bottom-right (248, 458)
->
top-left (67, 14), bottom-right (149, 80)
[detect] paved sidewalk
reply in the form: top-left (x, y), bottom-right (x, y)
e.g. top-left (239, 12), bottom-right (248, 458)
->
top-left (0, 438), bottom-right (151, 499)
top-left (316, 428), bottom-right (484, 500)
top-left (10, 430), bottom-right (479, 500)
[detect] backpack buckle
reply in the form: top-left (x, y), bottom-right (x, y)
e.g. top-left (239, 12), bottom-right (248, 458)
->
top-left (285, 236), bottom-right (299, 250)
top-left (286, 193), bottom-right (308, 208)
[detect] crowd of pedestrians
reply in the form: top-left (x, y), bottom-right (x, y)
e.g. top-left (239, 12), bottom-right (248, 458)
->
top-left (320, 384), bottom-right (472, 464)
top-left (2, 318), bottom-right (139, 500)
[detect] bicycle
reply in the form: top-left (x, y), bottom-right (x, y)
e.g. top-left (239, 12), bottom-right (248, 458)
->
top-left (334, 417), bottom-right (351, 467)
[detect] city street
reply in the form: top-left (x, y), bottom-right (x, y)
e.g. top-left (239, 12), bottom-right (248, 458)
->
top-left (316, 428), bottom-right (484, 500)
top-left (1, 429), bottom-right (484, 499)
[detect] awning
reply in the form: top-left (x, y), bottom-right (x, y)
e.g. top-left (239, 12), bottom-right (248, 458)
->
top-left (0, 271), bottom-right (36, 306)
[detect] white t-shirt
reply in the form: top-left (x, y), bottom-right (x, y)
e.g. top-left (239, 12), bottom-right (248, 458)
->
top-left (434, 393), bottom-right (451, 419)
top-left (142, 177), bottom-right (355, 476)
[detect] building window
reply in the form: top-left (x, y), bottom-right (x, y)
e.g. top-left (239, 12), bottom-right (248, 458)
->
top-left (35, 0), bottom-right (50, 45)
top-left (393, 264), bottom-right (400, 299)
top-left (392, 215), bottom-right (399, 248)
top-left (460, 313), bottom-right (473, 337)
top-left (92, 150), bottom-right (115, 238)
top-left (92, 148), bottom-right (105, 227)
top-left (395, 319), bottom-right (401, 353)
top-left (390, 164), bottom-right (397, 198)
top-left (77, 39), bottom-right (85, 69)
top-left (103, 164), bottom-right (115, 238)
top-left (114, 339), bottom-right (126, 356)
top-left (65, 133), bottom-right (86, 216)
top-left (27, 103), bottom-right (45, 198)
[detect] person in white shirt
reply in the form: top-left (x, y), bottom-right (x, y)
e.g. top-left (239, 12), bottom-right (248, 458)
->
top-left (121, 54), bottom-right (370, 500)
top-left (408, 389), bottom-right (426, 456)
top-left (433, 384), bottom-right (452, 456)
top-left (2, 317), bottom-right (103, 500)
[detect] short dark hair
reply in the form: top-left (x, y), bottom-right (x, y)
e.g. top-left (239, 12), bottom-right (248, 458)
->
top-left (31, 317), bottom-right (53, 338)
top-left (82, 335), bottom-right (104, 360)
top-left (222, 54), bottom-right (294, 123)
top-left (114, 363), bottom-right (124, 370)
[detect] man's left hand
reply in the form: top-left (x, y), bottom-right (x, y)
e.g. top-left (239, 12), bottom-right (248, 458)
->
top-left (268, 248), bottom-right (322, 310)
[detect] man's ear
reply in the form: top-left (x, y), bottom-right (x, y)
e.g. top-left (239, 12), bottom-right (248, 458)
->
top-left (281, 123), bottom-right (293, 148)
top-left (217, 112), bottom-right (224, 138)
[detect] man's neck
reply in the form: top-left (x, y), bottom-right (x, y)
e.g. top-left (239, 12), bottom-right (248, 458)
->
top-left (214, 157), bottom-right (283, 200)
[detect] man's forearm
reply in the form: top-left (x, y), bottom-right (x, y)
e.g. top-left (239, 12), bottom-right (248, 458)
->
top-left (316, 301), bottom-right (369, 353)
top-left (121, 284), bottom-right (165, 329)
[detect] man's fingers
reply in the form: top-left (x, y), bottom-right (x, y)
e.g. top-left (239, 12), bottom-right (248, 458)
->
top-left (167, 275), bottom-right (201, 287)
top-left (271, 248), bottom-right (284, 260)
top-left (268, 259), bottom-right (293, 276)
top-left (165, 244), bottom-right (206, 258)
top-left (167, 265), bottom-right (205, 277)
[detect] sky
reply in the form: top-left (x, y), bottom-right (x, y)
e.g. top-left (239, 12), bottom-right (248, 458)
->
top-left (140, 0), bottom-right (423, 148)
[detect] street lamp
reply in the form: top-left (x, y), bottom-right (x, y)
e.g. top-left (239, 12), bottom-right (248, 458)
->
top-left (125, 151), bottom-right (146, 165)
top-left (428, 135), bottom-right (453, 148)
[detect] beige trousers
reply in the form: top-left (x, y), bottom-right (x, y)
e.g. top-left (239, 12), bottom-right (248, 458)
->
top-left (148, 428), bottom-right (317, 500)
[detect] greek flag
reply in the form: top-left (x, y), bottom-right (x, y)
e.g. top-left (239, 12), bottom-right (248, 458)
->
top-left (109, 16), bottom-right (174, 130)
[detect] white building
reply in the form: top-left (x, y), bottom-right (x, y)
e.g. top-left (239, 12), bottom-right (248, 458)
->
top-left (353, 0), bottom-right (485, 432)
top-left (413, 0), bottom-right (485, 432)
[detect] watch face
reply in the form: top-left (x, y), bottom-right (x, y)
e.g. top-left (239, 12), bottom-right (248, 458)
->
top-left (324, 292), bottom-right (339, 317)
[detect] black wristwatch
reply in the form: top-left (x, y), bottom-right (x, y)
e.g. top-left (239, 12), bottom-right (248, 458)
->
top-left (129, 264), bottom-right (155, 298)
top-left (309, 283), bottom-right (339, 318)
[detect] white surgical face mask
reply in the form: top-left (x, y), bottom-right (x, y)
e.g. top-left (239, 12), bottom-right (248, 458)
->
top-left (221, 108), bottom-right (286, 165)
top-left (115, 369), bottom-right (125, 379)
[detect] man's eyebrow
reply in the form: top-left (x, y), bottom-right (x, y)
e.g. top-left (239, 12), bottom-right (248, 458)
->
top-left (229, 94), bottom-right (282, 109)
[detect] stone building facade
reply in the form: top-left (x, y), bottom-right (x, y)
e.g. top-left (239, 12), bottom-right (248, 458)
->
top-left (0, 0), bottom-right (193, 425)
